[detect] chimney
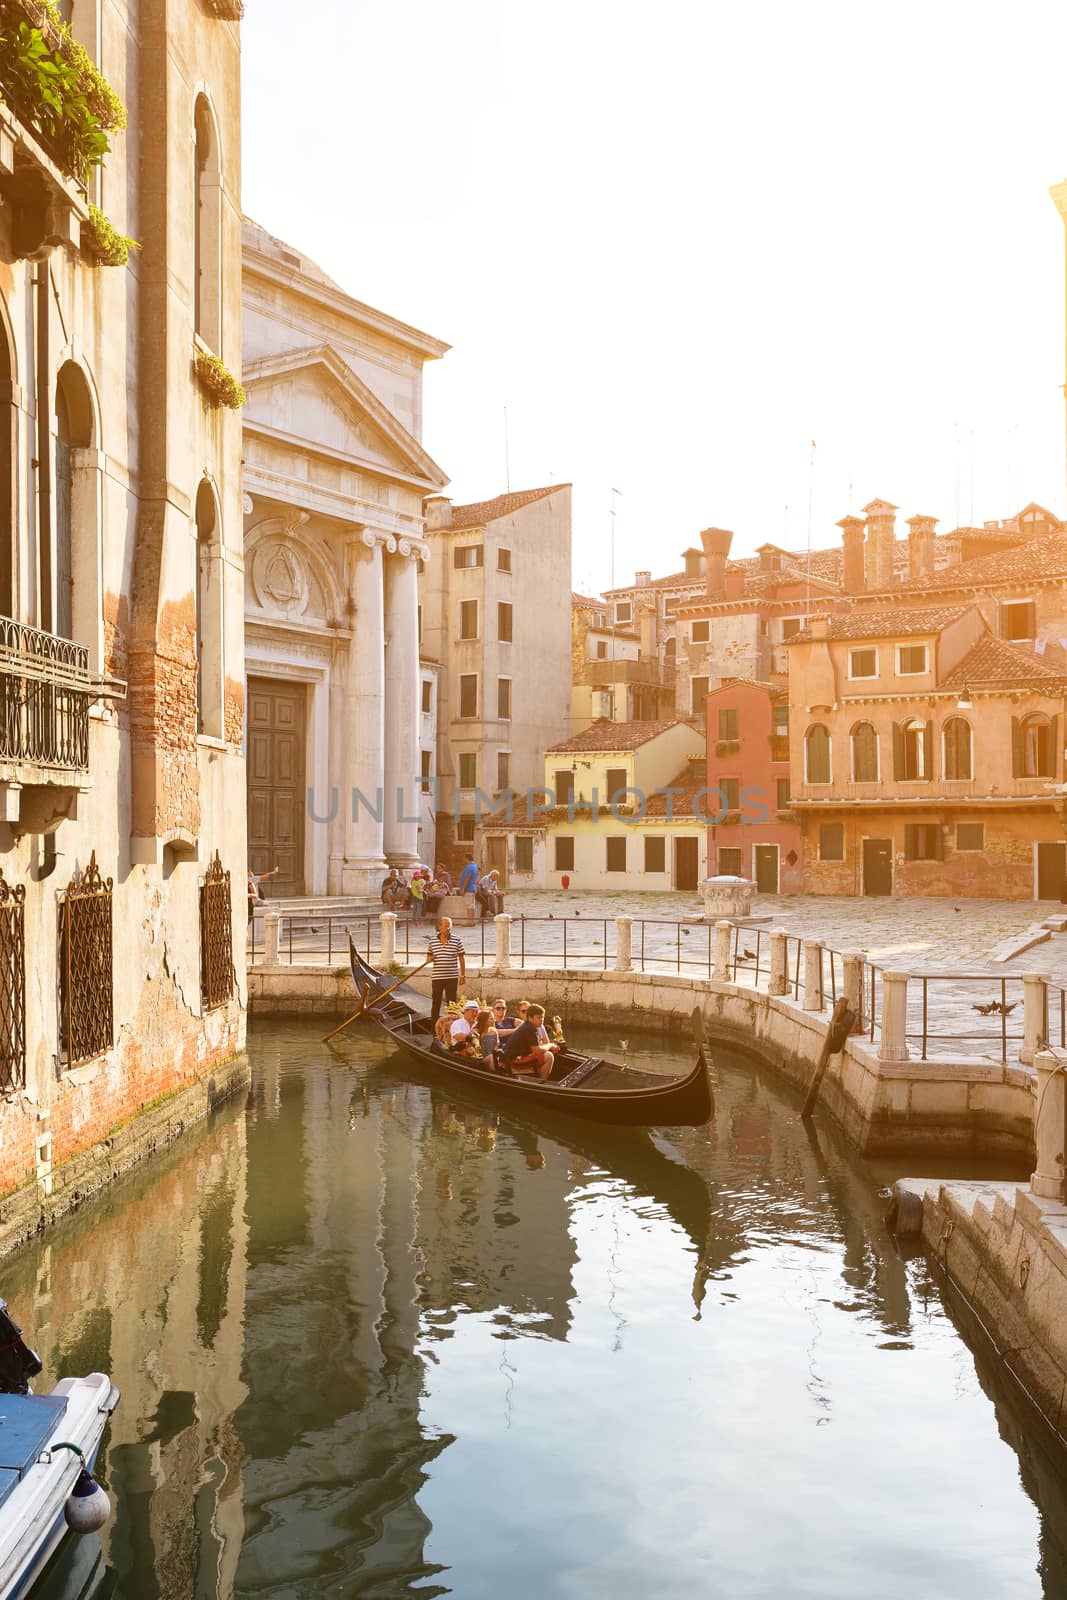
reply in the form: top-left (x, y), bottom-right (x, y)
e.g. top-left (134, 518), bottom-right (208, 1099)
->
top-left (906, 515), bottom-right (938, 581)
top-left (699, 526), bottom-right (734, 601)
top-left (863, 499), bottom-right (898, 590)
top-left (837, 515), bottom-right (866, 594)
top-left (635, 570), bottom-right (651, 587)
top-left (423, 495), bottom-right (452, 531)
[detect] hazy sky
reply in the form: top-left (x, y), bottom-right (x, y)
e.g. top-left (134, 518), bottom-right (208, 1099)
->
top-left (242, 1), bottom-right (1067, 596)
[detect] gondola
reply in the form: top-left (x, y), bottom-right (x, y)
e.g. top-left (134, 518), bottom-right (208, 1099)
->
top-left (347, 943), bottom-right (714, 1128)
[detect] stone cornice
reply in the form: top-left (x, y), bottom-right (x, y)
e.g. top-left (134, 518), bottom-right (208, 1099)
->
top-left (242, 240), bottom-right (451, 361)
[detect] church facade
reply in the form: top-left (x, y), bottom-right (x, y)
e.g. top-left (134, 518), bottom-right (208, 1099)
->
top-left (241, 223), bottom-right (449, 895)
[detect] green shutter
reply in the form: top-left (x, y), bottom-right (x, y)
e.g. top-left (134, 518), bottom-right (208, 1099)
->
top-left (904, 824), bottom-right (915, 860)
top-left (921, 722), bottom-right (933, 781)
top-left (1050, 715), bottom-right (1060, 779)
top-left (1011, 717), bottom-right (1023, 778)
top-left (933, 823), bottom-right (944, 861)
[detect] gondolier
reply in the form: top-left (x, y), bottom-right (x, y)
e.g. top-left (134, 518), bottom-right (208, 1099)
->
top-left (427, 916), bottom-right (466, 1023)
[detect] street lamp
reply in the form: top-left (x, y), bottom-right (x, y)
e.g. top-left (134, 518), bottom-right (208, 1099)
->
top-left (956, 686), bottom-right (972, 711)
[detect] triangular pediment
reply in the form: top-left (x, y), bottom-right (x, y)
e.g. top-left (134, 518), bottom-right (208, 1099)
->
top-left (242, 344), bottom-right (448, 490)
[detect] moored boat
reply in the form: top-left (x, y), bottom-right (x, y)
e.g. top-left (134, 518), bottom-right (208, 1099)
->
top-left (0, 1302), bottom-right (119, 1600)
top-left (347, 943), bottom-right (714, 1128)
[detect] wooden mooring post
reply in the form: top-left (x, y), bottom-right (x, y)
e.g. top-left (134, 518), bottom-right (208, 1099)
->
top-left (800, 996), bottom-right (856, 1121)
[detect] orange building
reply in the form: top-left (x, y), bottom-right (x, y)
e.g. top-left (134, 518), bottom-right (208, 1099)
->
top-left (705, 679), bottom-right (803, 893)
top-left (787, 606), bottom-right (1067, 900)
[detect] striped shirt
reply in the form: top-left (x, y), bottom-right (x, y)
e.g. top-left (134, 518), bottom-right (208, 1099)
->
top-left (428, 934), bottom-right (464, 979)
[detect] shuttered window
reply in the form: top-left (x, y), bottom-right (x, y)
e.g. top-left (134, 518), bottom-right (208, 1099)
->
top-left (904, 823), bottom-right (943, 860)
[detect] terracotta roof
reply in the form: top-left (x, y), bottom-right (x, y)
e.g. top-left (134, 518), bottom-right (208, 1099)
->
top-left (940, 635), bottom-right (1067, 690)
top-left (443, 484), bottom-right (567, 532)
top-left (644, 760), bottom-right (711, 819)
top-left (876, 535), bottom-right (1067, 596)
top-left (546, 718), bottom-right (687, 753)
top-left (572, 591), bottom-right (603, 607)
top-left (789, 605), bottom-right (973, 643)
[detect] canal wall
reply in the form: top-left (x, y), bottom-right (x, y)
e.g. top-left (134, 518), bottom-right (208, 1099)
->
top-left (249, 960), bottom-right (1036, 1161)
top-left (0, 1048), bottom-right (249, 1262)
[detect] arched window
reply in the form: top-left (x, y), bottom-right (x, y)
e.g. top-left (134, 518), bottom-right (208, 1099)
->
top-left (194, 96), bottom-right (222, 352)
top-left (893, 717), bottom-right (932, 782)
top-left (51, 362), bottom-right (94, 642)
top-left (850, 721), bottom-right (878, 783)
top-left (805, 723), bottom-right (831, 784)
top-left (1015, 714), bottom-right (1056, 779)
top-left (195, 479), bottom-right (223, 737)
top-left (942, 717), bottom-right (973, 781)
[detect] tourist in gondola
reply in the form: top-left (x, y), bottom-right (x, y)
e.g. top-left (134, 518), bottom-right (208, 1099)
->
top-left (500, 1003), bottom-right (555, 1079)
top-left (448, 999), bottom-right (481, 1055)
top-left (427, 916), bottom-right (467, 1023)
top-left (476, 1007), bottom-right (502, 1071)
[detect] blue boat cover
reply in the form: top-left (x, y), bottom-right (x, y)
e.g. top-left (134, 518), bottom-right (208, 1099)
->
top-left (0, 1394), bottom-right (69, 1478)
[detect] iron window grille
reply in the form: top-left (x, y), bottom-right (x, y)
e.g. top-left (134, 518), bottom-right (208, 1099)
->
top-left (58, 851), bottom-right (113, 1066)
top-left (0, 870), bottom-right (26, 1092)
top-left (200, 852), bottom-right (234, 1010)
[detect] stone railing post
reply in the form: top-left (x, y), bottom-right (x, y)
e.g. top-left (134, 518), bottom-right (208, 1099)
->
top-left (615, 916), bottom-right (634, 972)
top-left (878, 971), bottom-right (910, 1062)
top-left (380, 911), bottom-right (397, 967)
top-left (263, 911), bottom-right (281, 967)
top-left (802, 940), bottom-right (824, 1011)
top-left (494, 913), bottom-right (512, 971)
top-left (1032, 1048), bottom-right (1067, 1199)
top-left (769, 928), bottom-right (790, 997)
top-left (713, 920), bottom-right (733, 981)
top-left (842, 952), bottom-right (865, 1032)
top-left (1022, 972), bottom-right (1048, 1066)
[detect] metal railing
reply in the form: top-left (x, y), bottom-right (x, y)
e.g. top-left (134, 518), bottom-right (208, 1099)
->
top-left (908, 973), bottom-right (1025, 1065)
top-left (0, 617), bottom-right (123, 772)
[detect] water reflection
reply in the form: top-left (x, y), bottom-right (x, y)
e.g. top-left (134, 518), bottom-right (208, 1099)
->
top-left (0, 1020), bottom-right (1063, 1597)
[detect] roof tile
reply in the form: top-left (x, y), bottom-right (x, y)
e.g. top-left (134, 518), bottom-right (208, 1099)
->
top-left (546, 718), bottom-right (688, 753)
top-left (789, 605), bottom-right (973, 643)
top-left (442, 484), bottom-right (567, 532)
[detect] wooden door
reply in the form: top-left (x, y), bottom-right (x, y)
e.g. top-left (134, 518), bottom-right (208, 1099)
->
top-left (1037, 842), bottom-right (1067, 901)
top-left (247, 677), bottom-right (306, 896)
top-left (674, 836), bottom-right (699, 891)
top-left (754, 844), bottom-right (779, 894)
top-left (862, 838), bottom-right (892, 897)
top-left (486, 835), bottom-right (507, 888)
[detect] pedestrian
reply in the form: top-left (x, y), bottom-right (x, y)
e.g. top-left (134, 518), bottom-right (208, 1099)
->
top-left (409, 871), bottom-right (426, 923)
top-left (427, 915), bottom-right (466, 1023)
top-left (247, 865), bottom-right (278, 922)
top-left (458, 853), bottom-right (479, 903)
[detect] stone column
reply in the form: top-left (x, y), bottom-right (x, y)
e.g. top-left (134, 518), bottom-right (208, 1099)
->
top-left (327, 641), bottom-right (346, 894)
top-left (380, 911), bottom-right (397, 967)
top-left (263, 911), bottom-right (281, 967)
top-left (494, 913), bottom-right (512, 970)
top-left (802, 940), bottom-right (824, 1011)
top-left (713, 920), bottom-right (733, 982)
top-left (842, 952), bottom-right (865, 1033)
top-left (769, 928), bottom-right (790, 997)
top-left (1022, 972), bottom-right (1048, 1067)
top-left (1032, 1048), bottom-right (1067, 1199)
top-left (342, 530), bottom-right (390, 895)
top-left (878, 971), bottom-right (910, 1062)
top-left (615, 916), bottom-right (634, 972)
top-left (383, 538), bottom-right (425, 869)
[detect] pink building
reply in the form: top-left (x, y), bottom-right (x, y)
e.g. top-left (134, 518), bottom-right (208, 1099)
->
top-left (706, 680), bottom-right (803, 894)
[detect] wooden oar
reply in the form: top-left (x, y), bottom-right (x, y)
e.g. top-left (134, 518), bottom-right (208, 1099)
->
top-left (322, 981), bottom-right (373, 1044)
top-left (362, 956), bottom-right (433, 1013)
top-left (800, 996), bottom-right (856, 1120)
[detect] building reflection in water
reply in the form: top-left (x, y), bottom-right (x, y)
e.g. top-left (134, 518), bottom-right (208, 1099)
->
top-left (0, 1022), bottom-right (1065, 1595)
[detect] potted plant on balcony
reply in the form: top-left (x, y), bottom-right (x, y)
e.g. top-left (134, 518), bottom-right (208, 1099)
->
top-left (0, 0), bottom-right (126, 187)
top-left (195, 350), bottom-right (246, 411)
top-left (82, 204), bottom-right (138, 267)
top-left (715, 739), bottom-right (740, 755)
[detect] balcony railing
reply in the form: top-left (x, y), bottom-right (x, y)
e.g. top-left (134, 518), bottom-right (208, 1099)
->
top-left (0, 618), bottom-right (125, 773)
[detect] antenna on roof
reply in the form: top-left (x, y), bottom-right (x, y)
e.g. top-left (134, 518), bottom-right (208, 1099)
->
top-left (610, 488), bottom-right (621, 721)
top-left (503, 406), bottom-right (511, 493)
top-left (807, 440), bottom-right (815, 616)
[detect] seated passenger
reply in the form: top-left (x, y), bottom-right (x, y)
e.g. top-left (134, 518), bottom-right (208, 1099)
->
top-left (449, 1000), bottom-right (482, 1056)
top-left (475, 1008), bottom-right (501, 1070)
top-left (496, 998), bottom-right (529, 1039)
top-left (500, 1004), bottom-right (554, 1080)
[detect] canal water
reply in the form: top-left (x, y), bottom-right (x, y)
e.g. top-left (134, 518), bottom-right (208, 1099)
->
top-left (7, 1018), bottom-right (1067, 1599)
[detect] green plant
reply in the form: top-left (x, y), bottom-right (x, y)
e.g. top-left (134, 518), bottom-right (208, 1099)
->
top-left (84, 203), bottom-right (138, 266)
top-left (0, 0), bottom-right (126, 185)
top-left (715, 739), bottom-right (740, 755)
top-left (385, 960), bottom-right (406, 977)
top-left (195, 350), bottom-right (246, 411)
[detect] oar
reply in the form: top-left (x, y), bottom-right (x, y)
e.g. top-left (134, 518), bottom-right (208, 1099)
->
top-left (322, 981), bottom-right (373, 1044)
top-left (362, 956), bottom-right (433, 1013)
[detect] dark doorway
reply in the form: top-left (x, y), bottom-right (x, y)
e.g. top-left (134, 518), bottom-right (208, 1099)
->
top-left (247, 677), bottom-right (306, 896)
top-left (674, 836), bottom-right (699, 891)
top-left (1037, 842), bottom-right (1067, 901)
top-left (754, 845), bottom-right (779, 894)
top-left (862, 838), bottom-right (892, 897)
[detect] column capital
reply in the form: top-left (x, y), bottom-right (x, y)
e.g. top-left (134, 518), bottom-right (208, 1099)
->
top-left (355, 528), bottom-right (396, 553)
top-left (392, 536), bottom-right (430, 563)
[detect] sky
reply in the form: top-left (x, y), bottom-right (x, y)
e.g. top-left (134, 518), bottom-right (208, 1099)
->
top-left (242, 0), bottom-right (1067, 597)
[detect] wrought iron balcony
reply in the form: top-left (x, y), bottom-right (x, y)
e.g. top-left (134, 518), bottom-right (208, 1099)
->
top-left (0, 617), bottom-right (125, 774)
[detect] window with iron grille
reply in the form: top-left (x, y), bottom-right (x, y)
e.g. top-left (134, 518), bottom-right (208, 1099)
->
top-left (59, 852), bottom-right (113, 1066)
top-left (0, 871), bottom-right (26, 1092)
top-left (200, 852), bottom-right (233, 1009)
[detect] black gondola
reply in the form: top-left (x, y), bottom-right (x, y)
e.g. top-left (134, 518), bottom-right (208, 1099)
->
top-left (347, 942), bottom-right (714, 1128)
